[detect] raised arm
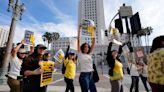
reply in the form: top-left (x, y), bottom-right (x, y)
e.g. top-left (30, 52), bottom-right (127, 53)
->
top-left (89, 27), bottom-right (96, 53)
top-left (65, 45), bottom-right (70, 59)
top-left (77, 25), bottom-right (82, 53)
top-left (11, 40), bottom-right (25, 57)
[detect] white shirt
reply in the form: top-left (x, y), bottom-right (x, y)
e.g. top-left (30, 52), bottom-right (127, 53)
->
top-left (141, 65), bottom-right (148, 77)
top-left (8, 56), bottom-right (22, 79)
top-left (78, 53), bottom-right (94, 72)
top-left (129, 63), bottom-right (139, 76)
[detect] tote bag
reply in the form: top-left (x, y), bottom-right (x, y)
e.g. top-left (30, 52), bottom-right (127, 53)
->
top-left (93, 63), bottom-right (99, 83)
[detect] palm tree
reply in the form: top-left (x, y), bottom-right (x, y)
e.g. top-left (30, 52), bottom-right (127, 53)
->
top-left (42, 32), bottom-right (60, 50)
top-left (137, 27), bottom-right (153, 53)
top-left (51, 32), bottom-right (60, 50)
top-left (42, 36), bottom-right (46, 45)
top-left (42, 32), bottom-right (52, 49)
top-left (52, 32), bottom-right (60, 41)
top-left (144, 27), bottom-right (153, 53)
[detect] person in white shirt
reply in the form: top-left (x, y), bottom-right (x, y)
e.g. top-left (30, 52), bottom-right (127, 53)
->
top-left (77, 25), bottom-right (97, 92)
top-left (7, 40), bottom-right (27, 92)
top-left (129, 60), bottom-right (140, 92)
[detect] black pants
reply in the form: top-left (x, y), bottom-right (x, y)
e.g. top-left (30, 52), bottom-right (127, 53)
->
top-left (22, 79), bottom-right (46, 92)
top-left (140, 75), bottom-right (149, 92)
top-left (130, 76), bottom-right (139, 92)
top-left (64, 77), bottom-right (74, 92)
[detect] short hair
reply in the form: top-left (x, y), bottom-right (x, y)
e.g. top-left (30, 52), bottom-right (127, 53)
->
top-left (80, 43), bottom-right (91, 54)
top-left (150, 35), bottom-right (164, 53)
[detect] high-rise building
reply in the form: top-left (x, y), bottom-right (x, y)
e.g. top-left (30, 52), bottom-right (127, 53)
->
top-left (0, 28), bottom-right (9, 47)
top-left (78, 0), bottom-right (105, 45)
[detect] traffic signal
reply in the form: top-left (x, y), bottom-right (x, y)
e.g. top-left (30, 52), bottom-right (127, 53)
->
top-left (105, 30), bottom-right (108, 36)
top-left (130, 12), bottom-right (142, 35)
top-left (115, 18), bottom-right (123, 34)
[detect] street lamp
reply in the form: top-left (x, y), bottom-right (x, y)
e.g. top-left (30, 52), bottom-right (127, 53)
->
top-left (0, 0), bottom-right (25, 84)
top-left (108, 12), bottom-right (119, 32)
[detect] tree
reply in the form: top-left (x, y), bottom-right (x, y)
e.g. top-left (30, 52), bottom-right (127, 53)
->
top-left (52, 32), bottom-right (60, 41)
top-left (42, 36), bottom-right (46, 45)
top-left (42, 32), bottom-right (60, 50)
top-left (137, 27), bottom-right (153, 53)
top-left (42, 32), bottom-right (52, 49)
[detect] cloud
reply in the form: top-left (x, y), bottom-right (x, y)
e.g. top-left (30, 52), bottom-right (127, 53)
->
top-left (0, 0), bottom-right (77, 46)
top-left (40, 0), bottom-right (72, 22)
top-left (103, 0), bottom-right (164, 45)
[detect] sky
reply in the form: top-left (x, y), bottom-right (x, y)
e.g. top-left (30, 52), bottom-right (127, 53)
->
top-left (0, 0), bottom-right (164, 46)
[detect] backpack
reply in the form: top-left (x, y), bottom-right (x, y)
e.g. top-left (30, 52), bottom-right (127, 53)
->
top-left (61, 61), bottom-right (69, 74)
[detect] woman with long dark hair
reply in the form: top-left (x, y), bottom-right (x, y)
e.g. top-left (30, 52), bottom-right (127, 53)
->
top-left (77, 25), bottom-right (97, 92)
top-left (106, 42), bottom-right (124, 92)
top-left (147, 35), bottom-right (164, 92)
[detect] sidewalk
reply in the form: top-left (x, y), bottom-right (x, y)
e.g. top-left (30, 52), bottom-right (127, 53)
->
top-left (0, 74), bottom-right (150, 92)
top-left (0, 84), bottom-right (121, 92)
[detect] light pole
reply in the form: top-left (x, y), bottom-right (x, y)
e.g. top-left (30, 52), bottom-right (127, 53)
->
top-left (0, 0), bottom-right (25, 84)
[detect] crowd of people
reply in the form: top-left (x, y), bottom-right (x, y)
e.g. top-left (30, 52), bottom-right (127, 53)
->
top-left (5, 26), bottom-right (164, 92)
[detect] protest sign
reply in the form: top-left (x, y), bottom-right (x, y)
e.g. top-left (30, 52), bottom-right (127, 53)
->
top-left (40, 61), bottom-right (54, 87)
top-left (69, 38), bottom-right (77, 50)
top-left (136, 48), bottom-right (144, 58)
top-left (81, 19), bottom-right (95, 38)
top-left (54, 49), bottom-right (65, 63)
top-left (24, 30), bottom-right (35, 51)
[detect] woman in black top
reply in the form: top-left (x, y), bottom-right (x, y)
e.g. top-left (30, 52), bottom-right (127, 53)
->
top-left (21, 44), bottom-right (47, 92)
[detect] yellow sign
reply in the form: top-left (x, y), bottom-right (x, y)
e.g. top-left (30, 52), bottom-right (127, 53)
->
top-left (40, 61), bottom-right (55, 87)
top-left (54, 49), bottom-right (65, 63)
top-left (30, 35), bottom-right (35, 45)
top-left (87, 26), bottom-right (95, 38)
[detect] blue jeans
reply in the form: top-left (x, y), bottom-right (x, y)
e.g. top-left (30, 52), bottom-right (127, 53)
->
top-left (79, 72), bottom-right (97, 92)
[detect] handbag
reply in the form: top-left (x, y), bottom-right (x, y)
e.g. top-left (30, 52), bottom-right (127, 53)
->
top-left (92, 63), bottom-right (99, 83)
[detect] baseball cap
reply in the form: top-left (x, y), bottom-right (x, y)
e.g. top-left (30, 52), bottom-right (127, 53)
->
top-left (35, 44), bottom-right (47, 49)
top-left (68, 51), bottom-right (75, 55)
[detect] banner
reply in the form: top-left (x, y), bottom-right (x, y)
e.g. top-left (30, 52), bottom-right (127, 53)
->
top-left (40, 61), bottom-right (55, 87)
top-left (54, 49), bottom-right (65, 63)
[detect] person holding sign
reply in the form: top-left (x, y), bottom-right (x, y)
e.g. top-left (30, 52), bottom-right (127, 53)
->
top-left (63, 45), bottom-right (77, 92)
top-left (7, 40), bottom-right (27, 92)
top-left (106, 42), bottom-right (124, 92)
top-left (77, 24), bottom-right (97, 92)
top-left (21, 44), bottom-right (47, 92)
